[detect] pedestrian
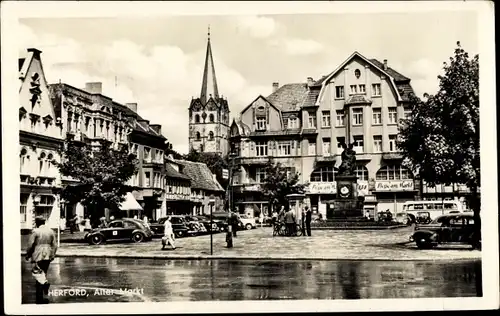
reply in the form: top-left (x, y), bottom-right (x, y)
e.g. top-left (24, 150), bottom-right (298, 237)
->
top-left (271, 209), bottom-right (278, 227)
top-left (25, 216), bottom-right (58, 304)
top-left (231, 212), bottom-right (239, 237)
top-left (161, 216), bottom-right (176, 250)
top-left (278, 205), bottom-right (285, 223)
top-left (284, 208), bottom-right (296, 236)
top-left (259, 210), bottom-right (264, 227)
top-left (69, 214), bottom-right (78, 234)
top-left (301, 208), bottom-right (306, 236)
top-left (305, 206), bottom-right (312, 236)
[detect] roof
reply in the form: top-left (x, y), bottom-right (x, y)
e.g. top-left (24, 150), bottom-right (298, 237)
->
top-left (165, 163), bottom-right (191, 180)
top-left (345, 94), bottom-right (372, 105)
top-left (301, 89), bottom-right (321, 107)
top-left (394, 82), bottom-right (415, 102)
top-left (369, 59), bottom-right (411, 82)
top-left (175, 160), bottom-right (225, 192)
top-left (266, 83), bottom-right (309, 111)
top-left (231, 119), bottom-right (251, 137)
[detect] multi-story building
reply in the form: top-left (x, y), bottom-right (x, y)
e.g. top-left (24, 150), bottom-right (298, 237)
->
top-left (175, 159), bottom-right (225, 215)
top-left (230, 52), bottom-right (419, 217)
top-left (19, 48), bottom-right (64, 233)
top-left (49, 81), bottom-right (167, 222)
top-left (164, 156), bottom-right (192, 215)
top-left (188, 30), bottom-right (230, 156)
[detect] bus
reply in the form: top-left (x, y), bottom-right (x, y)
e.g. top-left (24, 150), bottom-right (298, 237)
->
top-left (402, 200), bottom-right (467, 224)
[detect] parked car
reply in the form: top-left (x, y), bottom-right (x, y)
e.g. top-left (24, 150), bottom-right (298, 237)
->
top-left (85, 218), bottom-right (153, 245)
top-left (211, 212), bottom-right (243, 230)
top-left (394, 212), bottom-right (411, 225)
top-left (238, 214), bottom-right (257, 230)
top-left (149, 217), bottom-right (190, 238)
top-left (409, 213), bottom-right (480, 249)
top-left (185, 215), bottom-right (226, 232)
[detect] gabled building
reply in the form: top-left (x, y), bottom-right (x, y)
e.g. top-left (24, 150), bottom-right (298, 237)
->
top-left (188, 29), bottom-right (230, 156)
top-left (19, 48), bottom-right (64, 233)
top-left (230, 51), bottom-right (419, 217)
top-left (175, 159), bottom-right (225, 215)
top-left (49, 81), bottom-right (167, 222)
top-left (163, 156), bottom-right (192, 216)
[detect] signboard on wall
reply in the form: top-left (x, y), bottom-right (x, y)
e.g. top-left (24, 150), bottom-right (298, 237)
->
top-left (375, 180), bottom-right (414, 192)
top-left (358, 181), bottom-right (369, 196)
top-left (308, 182), bottom-right (337, 194)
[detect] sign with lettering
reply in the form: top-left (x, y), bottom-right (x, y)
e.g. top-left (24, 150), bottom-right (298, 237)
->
top-left (375, 180), bottom-right (414, 191)
top-left (245, 185), bottom-right (261, 191)
top-left (358, 181), bottom-right (369, 196)
top-left (308, 182), bottom-right (337, 194)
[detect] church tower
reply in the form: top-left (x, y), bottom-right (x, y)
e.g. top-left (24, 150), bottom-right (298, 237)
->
top-left (188, 26), bottom-right (230, 156)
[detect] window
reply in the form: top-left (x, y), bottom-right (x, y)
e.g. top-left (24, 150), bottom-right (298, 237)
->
top-left (255, 141), bottom-right (268, 156)
top-left (336, 137), bottom-right (345, 154)
top-left (109, 221), bottom-right (124, 228)
top-left (355, 166), bottom-right (368, 180)
top-left (353, 135), bottom-right (364, 153)
top-left (389, 135), bottom-right (397, 152)
top-left (85, 117), bottom-right (91, 133)
top-left (20, 148), bottom-right (28, 174)
top-left (209, 114), bottom-right (214, 123)
top-left (145, 172), bottom-right (151, 187)
top-left (322, 138), bottom-right (331, 156)
top-left (277, 141), bottom-right (291, 156)
top-left (403, 108), bottom-right (412, 120)
top-left (39, 152), bottom-right (46, 173)
top-left (335, 86), bottom-right (344, 99)
top-left (308, 140), bottom-right (316, 155)
top-left (255, 167), bottom-right (267, 183)
top-left (310, 167), bottom-right (335, 182)
top-left (322, 111), bottom-right (331, 128)
top-left (372, 83), bottom-right (381, 96)
top-left (352, 108), bottom-right (363, 125)
top-left (288, 117), bottom-right (298, 129)
top-left (359, 84), bottom-right (366, 94)
top-left (208, 131), bottom-right (214, 140)
top-left (376, 165), bottom-right (412, 180)
top-left (256, 117), bottom-right (266, 131)
top-left (336, 110), bottom-right (345, 127)
top-left (196, 132), bottom-right (201, 140)
top-left (350, 85), bottom-right (358, 94)
top-left (144, 147), bottom-right (151, 161)
top-left (354, 69), bottom-right (361, 79)
top-left (308, 111), bottom-right (317, 128)
top-left (372, 108), bottom-right (382, 125)
top-left (195, 114), bottom-right (200, 123)
top-left (35, 195), bottom-right (55, 220)
top-left (373, 135), bottom-right (383, 152)
top-left (20, 194), bottom-right (29, 222)
top-left (388, 107), bottom-right (398, 124)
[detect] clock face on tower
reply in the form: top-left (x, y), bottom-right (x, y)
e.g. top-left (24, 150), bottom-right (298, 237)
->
top-left (339, 185), bottom-right (351, 198)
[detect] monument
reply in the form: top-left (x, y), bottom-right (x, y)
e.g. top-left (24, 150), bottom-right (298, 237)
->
top-left (327, 143), bottom-right (364, 219)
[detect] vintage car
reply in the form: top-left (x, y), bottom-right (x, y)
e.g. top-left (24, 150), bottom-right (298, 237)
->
top-left (85, 218), bottom-right (153, 245)
top-left (409, 213), bottom-right (480, 249)
top-left (149, 216), bottom-right (191, 238)
top-left (185, 215), bottom-right (226, 232)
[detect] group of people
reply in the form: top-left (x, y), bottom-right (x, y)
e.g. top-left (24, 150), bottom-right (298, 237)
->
top-left (271, 205), bottom-right (313, 237)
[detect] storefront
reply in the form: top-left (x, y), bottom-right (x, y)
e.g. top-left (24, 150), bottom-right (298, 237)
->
top-left (306, 180), bottom-right (370, 215)
top-left (373, 179), bottom-right (418, 214)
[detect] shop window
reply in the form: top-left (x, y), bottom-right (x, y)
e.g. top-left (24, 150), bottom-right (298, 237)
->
top-left (376, 165), bottom-right (412, 180)
top-left (35, 195), bottom-right (55, 219)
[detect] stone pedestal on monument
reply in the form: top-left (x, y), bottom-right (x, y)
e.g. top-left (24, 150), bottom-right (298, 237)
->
top-left (327, 175), bottom-right (364, 219)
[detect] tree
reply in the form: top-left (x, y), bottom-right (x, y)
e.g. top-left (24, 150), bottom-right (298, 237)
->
top-left (260, 158), bottom-right (307, 214)
top-left (183, 149), bottom-right (229, 189)
top-left (56, 139), bottom-right (138, 226)
top-left (397, 41), bottom-right (480, 245)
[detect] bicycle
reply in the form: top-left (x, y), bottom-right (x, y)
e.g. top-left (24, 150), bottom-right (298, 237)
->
top-left (272, 222), bottom-right (287, 236)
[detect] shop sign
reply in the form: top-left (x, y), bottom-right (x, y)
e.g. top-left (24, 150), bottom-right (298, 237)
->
top-left (308, 182), bottom-right (337, 194)
top-left (358, 181), bottom-right (369, 196)
top-left (245, 184), bottom-right (261, 191)
top-left (375, 180), bottom-right (414, 191)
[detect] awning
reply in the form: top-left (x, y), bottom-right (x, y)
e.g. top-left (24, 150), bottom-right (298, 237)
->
top-left (119, 192), bottom-right (143, 211)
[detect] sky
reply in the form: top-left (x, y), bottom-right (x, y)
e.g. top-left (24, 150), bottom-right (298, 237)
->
top-left (18, 11), bottom-right (479, 154)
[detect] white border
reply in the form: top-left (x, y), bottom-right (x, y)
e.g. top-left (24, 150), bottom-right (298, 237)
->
top-left (2, 1), bottom-right (498, 314)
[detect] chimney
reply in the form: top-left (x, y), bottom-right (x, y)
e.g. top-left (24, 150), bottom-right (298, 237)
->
top-left (272, 82), bottom-right (279, 93)
top-left (125, 103), bottom-right (138, 113)
top-left (85, 82), bottom-right (102, 94)
top-left (307, 77), bottom-right (314, 87)
top-left (150, 124), bottom-right (162, 134)
top-left (383, 59), bottom-right (388, 70)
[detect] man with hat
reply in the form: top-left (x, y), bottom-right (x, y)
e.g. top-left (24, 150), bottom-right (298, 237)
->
top-left (25, 216), bottom-right (58, 304)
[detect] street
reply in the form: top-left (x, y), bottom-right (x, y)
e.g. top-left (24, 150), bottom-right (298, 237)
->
top-left (22, 257), bottom-right (481, 303)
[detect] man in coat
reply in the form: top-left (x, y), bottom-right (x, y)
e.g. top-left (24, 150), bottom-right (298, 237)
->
top-left (284, 208), bottom-right (296, 236)
top-left (25, 216), bottom-right (58, 304)
top-left (305, 206), bottom-right (312, 236)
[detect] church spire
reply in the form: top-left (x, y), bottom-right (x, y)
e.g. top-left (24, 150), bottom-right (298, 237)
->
top-left (200, 25), bottom-right (219, 104)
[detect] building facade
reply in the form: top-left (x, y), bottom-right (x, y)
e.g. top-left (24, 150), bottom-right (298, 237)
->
top-left (188, 30), bottom-right (230, 156)
top-left (175, 160), bottom-right (225, 215)
top-left (230, 52), bottom-right (420, 217)
top-left (19, 48), bottom-right (64, 232)
top-left (164, 156), bottom-right (192, 215)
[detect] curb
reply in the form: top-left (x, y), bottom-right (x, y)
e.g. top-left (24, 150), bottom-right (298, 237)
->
top-left (20, 251), bottom-right (481, 262)
top-left (311, 225), bottom-right (408, 230)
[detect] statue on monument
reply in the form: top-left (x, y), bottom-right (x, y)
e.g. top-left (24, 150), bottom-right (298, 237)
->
top-left (337, 142), bottom-right (356, 176)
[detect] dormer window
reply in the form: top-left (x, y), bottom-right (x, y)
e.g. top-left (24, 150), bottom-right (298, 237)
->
top-left (43, 115), bottom-right (53, 129)
top-left (256, 117), bottom-right (266, 131)
top-left (288, 117), bottom-right (298, 129)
